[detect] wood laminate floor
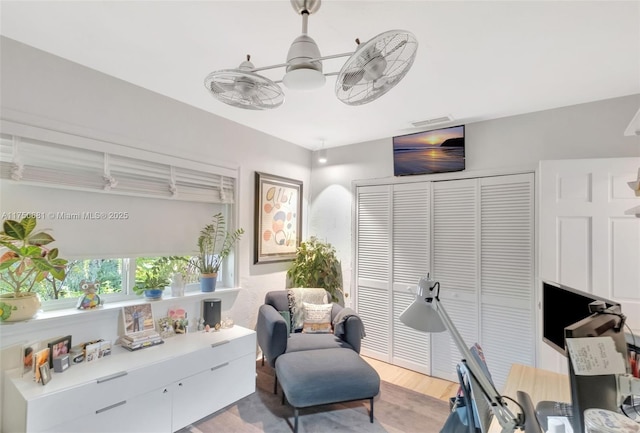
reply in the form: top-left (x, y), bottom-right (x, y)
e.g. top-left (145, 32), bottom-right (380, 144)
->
top-left (362, 356), bottom-right (458, 402)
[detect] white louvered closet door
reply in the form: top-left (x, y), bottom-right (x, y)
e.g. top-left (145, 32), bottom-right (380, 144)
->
top-left (479, 174), bottom-right (535, 390)
top-left (430, 179), bottom-right (479, 382)
top-left (356, 185), bottom-right (392, 361)
top-left (391, 182), bottom-right (431, 374)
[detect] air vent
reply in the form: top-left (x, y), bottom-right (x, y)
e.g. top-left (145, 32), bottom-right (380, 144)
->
top-left (411, 115), bottom-right (453, 128)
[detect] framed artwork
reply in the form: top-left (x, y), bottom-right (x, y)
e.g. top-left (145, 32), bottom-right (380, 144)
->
top-left (47, 335), bottom-right (72, 368)
top-left (254, 172), bottom-right (302, 264)
top-left (122, 303), bottom-right (155, 335)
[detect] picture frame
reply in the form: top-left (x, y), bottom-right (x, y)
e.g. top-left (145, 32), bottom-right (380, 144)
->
top-left (122, 303), bottom-right (155, 335)
top-left (21, 341), bottom-right (41, 376)
top-left (39, 363), bottom-right (52, 386)
top-left (254, 171), bottom-right (303, 264)
top-left (47, 335), bottom-right (72, 368)
top-left (33, 347), bottom-right (50, 383)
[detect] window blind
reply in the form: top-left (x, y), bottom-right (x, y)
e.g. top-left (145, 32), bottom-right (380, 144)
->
top-left (0, 133), bottom-right (236, 204)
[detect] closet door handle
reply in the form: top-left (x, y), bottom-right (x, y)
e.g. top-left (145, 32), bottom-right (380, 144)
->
top-left (96, 400), bottom-right (126, 414)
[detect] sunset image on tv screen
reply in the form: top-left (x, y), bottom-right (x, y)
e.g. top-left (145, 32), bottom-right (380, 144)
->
top-left (393, 125), bottom-right (465, 176)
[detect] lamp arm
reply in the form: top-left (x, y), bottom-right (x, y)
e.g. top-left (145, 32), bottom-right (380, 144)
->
top-left (432, 297), bottom-right (520, 433)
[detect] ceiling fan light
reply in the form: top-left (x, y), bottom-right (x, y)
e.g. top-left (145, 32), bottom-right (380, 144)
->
top-left (283, 68), bottom-right (326, 90)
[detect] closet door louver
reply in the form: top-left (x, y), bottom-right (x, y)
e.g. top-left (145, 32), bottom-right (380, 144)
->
top-left (479, 174), bottom-right (535, 390)
top-left (430, 179), bottom-right (479, 382)
top-left (391, 182), bottom-right (431, 373)
top-left (356, 185), bottom-right (392, 360)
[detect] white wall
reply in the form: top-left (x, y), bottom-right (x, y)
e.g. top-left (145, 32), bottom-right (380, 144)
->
top-left (310, 94), bottom-right (640, 329)
top-left (0, 36), bottom-right (311, 338)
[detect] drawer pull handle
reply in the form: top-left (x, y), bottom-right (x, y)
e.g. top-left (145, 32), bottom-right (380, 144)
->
top-left (96, 400), bottom-right (126, 414)
top-left (211, 340), bottom-right (230, 348)
top-left (97, 371), bottom-right (128, 383)
top-left (211, 362), bottom-right (229, 372)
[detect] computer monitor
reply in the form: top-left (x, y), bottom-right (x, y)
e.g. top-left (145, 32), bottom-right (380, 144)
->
top-left (542, 280), bottom-right (621, 355)
top-left (564, 306), bottom-right (630, 433)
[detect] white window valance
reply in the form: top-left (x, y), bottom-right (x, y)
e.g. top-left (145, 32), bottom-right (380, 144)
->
top-left (0, 130), bottom-right (236, 204)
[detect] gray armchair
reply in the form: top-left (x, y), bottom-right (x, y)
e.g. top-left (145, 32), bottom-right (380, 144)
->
top-left (256, 290), bottom-right (365, 369)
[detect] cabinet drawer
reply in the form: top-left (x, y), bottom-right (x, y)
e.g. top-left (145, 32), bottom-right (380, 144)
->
top-left (172, 352), bottom-right (256, 431)
top-left (174, 332), bottom-right (254, 376)
top-left (27, 361), bottom-right (167, 431)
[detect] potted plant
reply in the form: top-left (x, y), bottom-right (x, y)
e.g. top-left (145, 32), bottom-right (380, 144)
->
top-left (133, 257), bottom-right (175, 300)
top-left (0, 217), bottom-right (68, 321)
top-left (191, 213), bottom-right (244, 292)
top-left (287, 236), bottom-right (344, 305)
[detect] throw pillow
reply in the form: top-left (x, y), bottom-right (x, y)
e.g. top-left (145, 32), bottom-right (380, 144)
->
top-left (278, 310), bottom-right (291, 335)
top-left (287, 288), bottom-right (329, 332)
top-left (302, 302), bottom-right (333, 334)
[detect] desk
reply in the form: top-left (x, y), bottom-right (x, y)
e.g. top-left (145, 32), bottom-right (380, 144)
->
top-left (488, 364), bottom-right (571, 432)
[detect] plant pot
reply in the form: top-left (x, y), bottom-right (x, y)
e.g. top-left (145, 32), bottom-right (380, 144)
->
top-left (0, 293), bottom-right (41, 322)
top-left (200, 273), bottom-right (218, 292)
top-left (143, 288), bottom-right (164, 301)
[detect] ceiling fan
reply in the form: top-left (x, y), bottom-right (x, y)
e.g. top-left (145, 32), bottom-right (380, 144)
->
top-left (204, 0), bottom-right (418, 110)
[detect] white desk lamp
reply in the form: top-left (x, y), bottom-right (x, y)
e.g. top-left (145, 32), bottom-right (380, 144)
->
top-left (399, 274), bottom-right (523, 433)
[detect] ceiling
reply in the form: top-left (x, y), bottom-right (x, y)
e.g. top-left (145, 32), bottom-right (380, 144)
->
top-left (1, 1), bottom-right (639, 150)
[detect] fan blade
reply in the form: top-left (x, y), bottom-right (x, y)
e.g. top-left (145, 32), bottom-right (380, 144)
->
top-left (340, 69), bottom-right (365, 91)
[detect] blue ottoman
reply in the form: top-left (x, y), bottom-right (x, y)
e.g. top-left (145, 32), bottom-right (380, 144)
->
top-left (275, 348), bottom-right (380, 432)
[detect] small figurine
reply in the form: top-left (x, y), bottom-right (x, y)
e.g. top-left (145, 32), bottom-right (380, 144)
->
top-left (77, 281), bottom-right (101, 310)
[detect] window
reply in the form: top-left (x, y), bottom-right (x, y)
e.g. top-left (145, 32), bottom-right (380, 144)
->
top-left (0, 124), bottom-right (241, 312)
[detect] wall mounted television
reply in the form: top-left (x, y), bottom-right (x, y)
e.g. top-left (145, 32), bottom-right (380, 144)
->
top-left (392, 125), bottom-right (465, 176)
top-left (542, 280), bottom-right (621, 355)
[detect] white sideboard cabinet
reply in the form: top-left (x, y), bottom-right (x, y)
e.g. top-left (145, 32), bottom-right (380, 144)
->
top-left (3, 326), bottom-right (256, 433)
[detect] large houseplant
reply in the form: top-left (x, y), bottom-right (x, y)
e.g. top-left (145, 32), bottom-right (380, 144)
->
top-left (191, 213), bottom-right (244, 292)
top-left (0, 217), bottom-right (68, 321)
top-left (287, 236), bottom-right (344, 305)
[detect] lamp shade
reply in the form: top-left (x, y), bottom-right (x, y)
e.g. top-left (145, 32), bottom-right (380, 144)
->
top-left (399, 296), bottom-right (446, 333)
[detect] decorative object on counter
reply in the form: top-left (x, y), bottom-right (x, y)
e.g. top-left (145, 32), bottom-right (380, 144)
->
top-left (191, 212), bottom-right (244, 292)
top-left (52, 355), bottom-right (69, 373)
top-left (22, 341), bottom-right (41, 376)
top-left (120, 330), bottom-right (163, 351)
top-left (157, 316), bottom-right (176, 338)
top-left (203, 298), bottom-right (221, 329)
top-left (254, 172), bottom-right (302, 264)
top-left (122, 304), bottom-right (155, 334)
top-left (47, 335), bottom-right (72, 368)
top-left (84, 341), bottom-right (101, 363)
top-left (39, 364), bottom-right (51, 385)
top-left (76, 280), bottom-right (101, 309)
top-left (0, 216), bottom-right (68, 321)
top-left (221, 317), bottom-right (234, 329)
top-left (70, 345), bottom-right (85, 364)
top-left (287, 236), bottom-right (344, 305)
top-left (33, 347), bottom-right (50, 383)
top-left (169, 307), bottom-right (188, 334)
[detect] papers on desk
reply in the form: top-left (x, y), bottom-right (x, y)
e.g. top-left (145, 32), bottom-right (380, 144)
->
top-left (566, 337), bottom-right (627, 376)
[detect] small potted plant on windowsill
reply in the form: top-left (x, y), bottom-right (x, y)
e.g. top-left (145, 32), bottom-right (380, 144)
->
top-left (0, 216), bottom-right (68, 321)
top-left (191, 213), bottom-right (244, 292)
top-left (133, 257), bottom-right (174, 301)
